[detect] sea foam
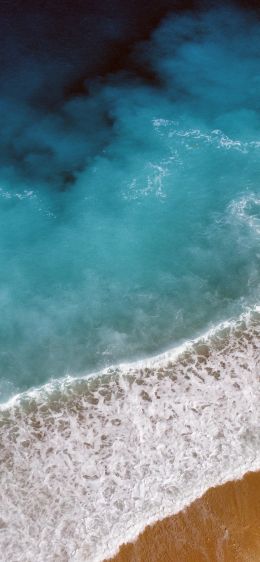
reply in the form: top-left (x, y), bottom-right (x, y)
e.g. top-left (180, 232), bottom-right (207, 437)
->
top-left (0, 308), bottom-right (259, 562)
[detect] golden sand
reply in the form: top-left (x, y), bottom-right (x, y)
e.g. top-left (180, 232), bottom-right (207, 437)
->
top-left (106, 471), bottom-right (260, 562)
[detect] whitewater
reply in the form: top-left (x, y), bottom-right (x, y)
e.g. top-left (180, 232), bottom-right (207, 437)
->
top-left (0, 308), bottom-right (259, 561)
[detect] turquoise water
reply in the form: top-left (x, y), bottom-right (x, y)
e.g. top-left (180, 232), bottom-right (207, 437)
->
top-left (0, 6), bottom-right (259, 401)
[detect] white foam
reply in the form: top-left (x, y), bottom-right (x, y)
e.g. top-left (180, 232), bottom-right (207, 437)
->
top-left (153, 120), bottom-right (260, 155)
top-left (0, 308), bottom-right (259, 562)
top-left (229, 193), bottom-right (260, 235)
top-left (122, 123), bottom-right (260, 203)
top-left (0, 188), bottom-right (36, 201)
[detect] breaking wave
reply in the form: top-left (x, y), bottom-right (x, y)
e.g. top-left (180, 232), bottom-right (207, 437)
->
top-left (0, 308), bottom-right (259, 562)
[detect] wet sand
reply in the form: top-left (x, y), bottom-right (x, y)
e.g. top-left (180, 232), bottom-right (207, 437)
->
top-left (106, 471), bottom-right (260, 562)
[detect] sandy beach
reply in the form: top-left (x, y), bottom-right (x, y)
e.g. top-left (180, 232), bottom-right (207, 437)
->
top-left (107, 471), bottom-right (260, 562)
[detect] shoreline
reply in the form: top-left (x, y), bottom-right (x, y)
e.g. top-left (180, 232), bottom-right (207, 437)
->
top-left (0, 307), bottom-right (259, 561)
top-left (106, 470), bottom-right (260, 562)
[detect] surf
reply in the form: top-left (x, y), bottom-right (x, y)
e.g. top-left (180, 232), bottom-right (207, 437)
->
top-left (0, 308), bottom-right (259, 561)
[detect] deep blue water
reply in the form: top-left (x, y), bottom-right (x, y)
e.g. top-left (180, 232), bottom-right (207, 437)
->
top-left (0, 5), bottom-right (259, 401)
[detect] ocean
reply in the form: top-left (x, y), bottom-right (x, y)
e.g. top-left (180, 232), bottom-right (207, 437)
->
top-left (0, 3), bottom-right (259, 561)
